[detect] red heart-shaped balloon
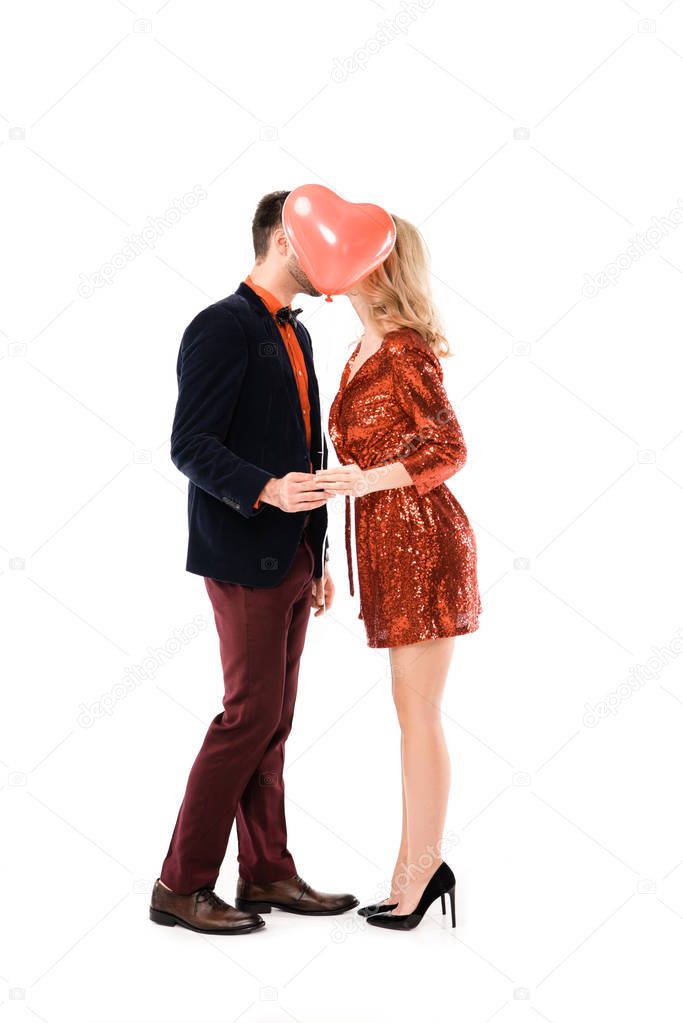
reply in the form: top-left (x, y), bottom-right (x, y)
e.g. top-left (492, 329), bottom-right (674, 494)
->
top-left (283, 185), bottom-right (396, 298)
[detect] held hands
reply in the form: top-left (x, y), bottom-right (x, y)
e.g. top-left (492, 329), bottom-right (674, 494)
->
top-left (316, 461), bottom-right (413, 496)
top-left (314, 463), bottom-right (369, 498)
top-left (259, 472), bottom-right (330, 513)
top-left (259, 465), bottom-right (373, 511)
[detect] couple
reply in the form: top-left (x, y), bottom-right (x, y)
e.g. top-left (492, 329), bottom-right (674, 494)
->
top-left (149, 191), bottom-right (482, 935)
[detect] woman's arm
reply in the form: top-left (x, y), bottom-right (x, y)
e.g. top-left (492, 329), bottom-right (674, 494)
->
top-left (390, 344), bottom-right (467, 495)
top-left (318, 342), bottom-right (467, 498)
top-left (316, 460), bottom-right (412, 497)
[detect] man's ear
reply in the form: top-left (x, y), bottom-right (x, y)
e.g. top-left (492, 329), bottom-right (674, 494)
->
top-left (272, 226), bottom-right (289, 256)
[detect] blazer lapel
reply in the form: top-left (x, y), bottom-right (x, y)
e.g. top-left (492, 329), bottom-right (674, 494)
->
top-left (236, 282), bottom-right (320, 464)
top-left (295, 322), bottom-right (323, 468)
top-left (237, 282), bottom-right (309, 442)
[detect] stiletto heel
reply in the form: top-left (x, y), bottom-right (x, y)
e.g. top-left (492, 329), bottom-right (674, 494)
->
top-left (447, 885), bottom-right (456, 927)
top-left (366, 863), bottom-right (456, 932)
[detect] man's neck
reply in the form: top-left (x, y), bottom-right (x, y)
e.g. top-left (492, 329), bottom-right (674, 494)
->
top-left (247, 264), bottom-right (298, 307)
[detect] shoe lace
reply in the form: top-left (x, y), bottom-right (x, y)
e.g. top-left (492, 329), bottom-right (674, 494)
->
top-left (196, 887), bottom-right (229, 910)
top-left (294, 875), bottom-right (313, 899)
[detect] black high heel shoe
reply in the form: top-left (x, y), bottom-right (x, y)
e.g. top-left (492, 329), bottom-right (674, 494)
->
top-left (357, 901), bottom-right (398, 918)
top-left (366, 862), bottom-right (456, 931)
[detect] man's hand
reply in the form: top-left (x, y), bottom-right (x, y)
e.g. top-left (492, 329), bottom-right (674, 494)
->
top-left (311, 568), bottom-right (335, 617)
top-left (259, 472), bottom-right (329, 513)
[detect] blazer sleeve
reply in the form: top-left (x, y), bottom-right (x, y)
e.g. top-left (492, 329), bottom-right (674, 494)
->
top-left (170, 311), bottom-right (274, 517)
top-left (391, 344), bottom-right (467, 496)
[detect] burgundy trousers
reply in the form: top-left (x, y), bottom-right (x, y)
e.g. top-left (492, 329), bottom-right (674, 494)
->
top-left (160, 534), bottom-right (315, 894)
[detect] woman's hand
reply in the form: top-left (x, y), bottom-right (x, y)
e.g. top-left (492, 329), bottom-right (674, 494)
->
top-left (315, 463), bottom-right (369, 498)
top-left (316, 461), bottom-right (413, 496)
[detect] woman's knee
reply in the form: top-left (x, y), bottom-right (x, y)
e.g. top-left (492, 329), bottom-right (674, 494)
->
top-left (392, 683), bottom-right (441, 729)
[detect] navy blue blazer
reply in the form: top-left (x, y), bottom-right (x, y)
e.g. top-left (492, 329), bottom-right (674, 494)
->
top-left (170, 282), bottom-right (328, 586)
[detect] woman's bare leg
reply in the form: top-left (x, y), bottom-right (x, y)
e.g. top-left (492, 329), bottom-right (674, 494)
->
top-left (382, 736), bottom-right (408, 904)
top-left (389, 636), bottom-right (455, 914)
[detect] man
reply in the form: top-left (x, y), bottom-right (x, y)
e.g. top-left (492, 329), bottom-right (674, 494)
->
top-left (150, 191), bottom-right (358, 935)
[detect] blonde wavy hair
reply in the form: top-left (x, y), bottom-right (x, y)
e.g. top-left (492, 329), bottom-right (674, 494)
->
top-left (358, 215), bottom-right (450, 357)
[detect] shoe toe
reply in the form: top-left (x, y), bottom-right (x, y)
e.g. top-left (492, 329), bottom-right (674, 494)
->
top-left (337, 894), bottom-right (360, 912)
top-left (234, 913), bottom-right (265, 932)
top-left (243, 912), bottom-right (266, 928)
top-left (358, 901), bottom-right (396, 917)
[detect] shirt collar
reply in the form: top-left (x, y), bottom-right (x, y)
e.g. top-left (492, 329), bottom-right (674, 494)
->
top-left (244, 275), bottom-right (290, 318)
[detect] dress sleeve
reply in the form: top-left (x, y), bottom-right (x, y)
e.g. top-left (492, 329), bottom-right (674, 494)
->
top-left (390, 342), bottom-right (467, 496)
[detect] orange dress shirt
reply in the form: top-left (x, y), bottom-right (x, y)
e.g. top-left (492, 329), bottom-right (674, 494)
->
top-left (245, 276), bottom-right (312, 507)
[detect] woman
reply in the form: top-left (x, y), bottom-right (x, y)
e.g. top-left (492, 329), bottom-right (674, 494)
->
top-left (316, 216), bottom-right (482, 931)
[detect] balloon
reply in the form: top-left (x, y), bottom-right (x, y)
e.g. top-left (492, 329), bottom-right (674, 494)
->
top-left (282, 185), bottom-right (396, 300)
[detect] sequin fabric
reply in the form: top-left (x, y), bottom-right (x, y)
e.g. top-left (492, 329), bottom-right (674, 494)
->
top-left (328, 328), bottom-right (482, 648)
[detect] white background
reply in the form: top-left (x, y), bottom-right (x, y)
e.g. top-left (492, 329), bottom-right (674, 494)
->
top-left (2, 1), bottom-right (683, 1021)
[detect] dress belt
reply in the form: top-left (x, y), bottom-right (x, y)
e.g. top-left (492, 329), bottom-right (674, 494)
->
top-left (345, 495), bottom-right (355, 596)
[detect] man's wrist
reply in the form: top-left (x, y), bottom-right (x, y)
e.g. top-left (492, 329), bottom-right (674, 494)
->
top-left (259, 476), bottom-right (280, 507)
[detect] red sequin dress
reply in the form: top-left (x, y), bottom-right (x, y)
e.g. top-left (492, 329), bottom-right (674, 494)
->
top-left (328, 328), bottom-right (482, 648)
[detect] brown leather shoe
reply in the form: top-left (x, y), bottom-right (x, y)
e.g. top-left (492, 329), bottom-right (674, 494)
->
top-left (235, 874), bottom-right (359, 916)
top-left (149, 879), bottom-right (265, 934)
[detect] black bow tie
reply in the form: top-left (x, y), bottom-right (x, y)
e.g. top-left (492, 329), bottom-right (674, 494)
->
top-left (275, 306), bottom-right (303, 327)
